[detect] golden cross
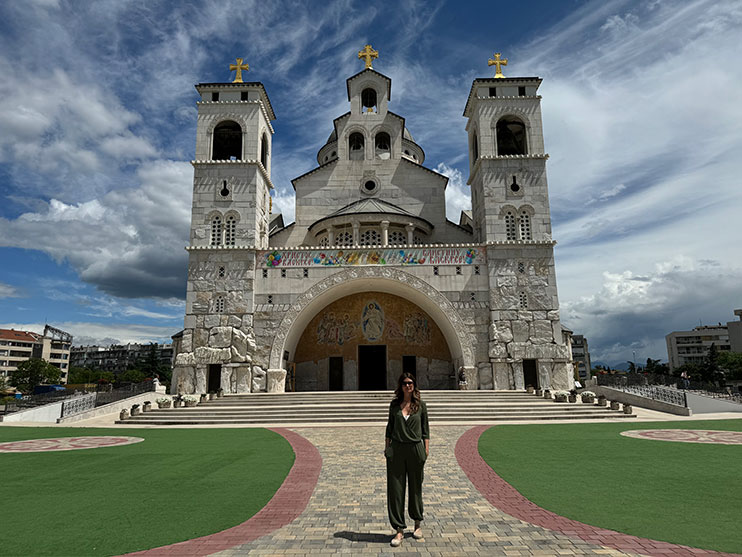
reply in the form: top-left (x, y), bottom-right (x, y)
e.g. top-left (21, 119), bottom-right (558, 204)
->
top-left (229, 57), bottom-right (249, 83)
top-left (358, 44), bottom-right (379, 69)
top-left (488, 52), bottom-right (508, 78)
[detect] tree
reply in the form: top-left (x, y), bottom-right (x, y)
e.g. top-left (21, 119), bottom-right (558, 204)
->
top-left (718, 352), bottom-right (742, 380)
top-left (118, 368), bottom-right (146, 384)
top-left (9, 359), bottom-right (62, 393)
top-left (68, 367), bottom-right (114, 384)
top-left (627, 361), bottom-right (637, 373)
top-left (701, 343), bottom-right (721, 383)
top-left (644, 358), bottom-right (669, 375)
top-left (133, 344), bottom-right (172, 385)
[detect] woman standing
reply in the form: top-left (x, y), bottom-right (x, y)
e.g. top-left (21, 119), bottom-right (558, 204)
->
top-left (385, 372), bottom-right (429, 547)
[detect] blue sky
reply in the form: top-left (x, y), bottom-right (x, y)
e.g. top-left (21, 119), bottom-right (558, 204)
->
top-left (0, 0), bottom-right (740, 365)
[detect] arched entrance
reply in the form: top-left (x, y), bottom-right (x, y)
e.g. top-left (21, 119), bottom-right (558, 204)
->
top-left (268, 267), bottom-right (475, 390)
top-left (293, 292), bottom-right (453, 391)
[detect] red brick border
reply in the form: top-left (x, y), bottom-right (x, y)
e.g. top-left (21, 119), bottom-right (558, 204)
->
top-left (456, 425), bottom-right (741, 557)
top-left (125, 428), bottom-right (322, 556)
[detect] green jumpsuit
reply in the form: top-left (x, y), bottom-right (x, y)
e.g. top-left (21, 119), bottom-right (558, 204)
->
top-left (385, 400), bottom-right (429, 531)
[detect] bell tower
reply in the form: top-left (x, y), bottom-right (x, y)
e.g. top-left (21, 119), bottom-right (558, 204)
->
top-left (464, 53), bottom-right (571, 391)
top-left (172, 58), bottom-right (277, 396)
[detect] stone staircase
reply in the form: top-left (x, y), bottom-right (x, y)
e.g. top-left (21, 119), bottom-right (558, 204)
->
top-left (117, 390), bottom-right (635, 426)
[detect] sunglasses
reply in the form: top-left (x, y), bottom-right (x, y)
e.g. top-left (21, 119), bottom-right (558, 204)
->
top-left (402, 381), bottom-right (414, 386)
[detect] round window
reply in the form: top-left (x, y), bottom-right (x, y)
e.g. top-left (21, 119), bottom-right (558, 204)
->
top-left (361, 179), bottom-right (378, 195)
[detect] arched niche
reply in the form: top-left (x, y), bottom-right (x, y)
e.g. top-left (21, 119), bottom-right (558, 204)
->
top-left (348, 132), bottom-right (365, 160)
top-left (496, 116), bottom-right (527, 155)
top-left (212, 120), bottom-right (242, 160)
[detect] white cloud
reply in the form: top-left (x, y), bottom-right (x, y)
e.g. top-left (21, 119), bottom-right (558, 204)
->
top-left (0, 322), bottom-right (178, 346)
top-left (0, 160), bottom-right (192, 298)
top-left (0, 282), bottom-right (22, 298)
top-left (435, 162), bottom-right (471, 222)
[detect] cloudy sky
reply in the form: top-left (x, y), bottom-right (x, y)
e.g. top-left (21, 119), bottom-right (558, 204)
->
top-left (0, 0), bottom-right (740, 365)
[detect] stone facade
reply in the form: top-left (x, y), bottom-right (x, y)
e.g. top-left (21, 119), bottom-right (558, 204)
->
top-left (171, 63), bottom-right (572, 394)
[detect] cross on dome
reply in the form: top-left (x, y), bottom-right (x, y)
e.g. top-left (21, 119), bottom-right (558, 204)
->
top-left (488, 52), bottom-right (508, 78)
top-left (358, 44), bottom-right (379, 69)
top-left (229, 57), bottom-right (249, 83)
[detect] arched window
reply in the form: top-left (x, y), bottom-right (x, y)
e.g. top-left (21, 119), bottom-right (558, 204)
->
top-left (349, 132), bottom-right (364, 160)
top-left (214, 295), bottom-right (225, 313)
top-left (413, 234), bottom-right (424, 245)
top-left (260, 133), bottom-right (268, 168)
top-left (505, 211), bottom-right (517, 240)
top-left (318, 236), bottom-right (329, 247)
top-left (518, 291), bottom-right (528, 309)
top-left (472, 133), bottom-right (479, 161)
top-left (375, 132), bottom-right (391, 159)
top-left (336, 230), bottom-right (353, 246)
top-left (388, 230), bottom-right (406, 245)
top-left (212, 120), bottom-right (242, 160)
top-left (361, 88), bottom-right (377, 113)
top-left (496, 117), bottom-right (527, 155)
top-left (224, 215), bottom-right (237, 245)
top-left (360, 229), bottom-right (380, 246)
top-left (519, 211), bottom-right (532, 240)
top-left (210, 215), bottom-right (223, 246)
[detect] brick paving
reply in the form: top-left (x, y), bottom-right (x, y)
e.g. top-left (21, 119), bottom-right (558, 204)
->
top-left (214, 426), bottom-right (633, 556)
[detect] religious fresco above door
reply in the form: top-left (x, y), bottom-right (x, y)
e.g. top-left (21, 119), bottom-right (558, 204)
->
top-left (294, 292), bottom-right (451, 364)
top-left (262, 247), bottom-right (479, 268)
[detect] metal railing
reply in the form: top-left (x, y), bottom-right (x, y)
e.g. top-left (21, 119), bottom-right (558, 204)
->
top-left (621, 385), bottom-right (687, 407)
top-left (94, 380), bottom-right (155, 407)
top-left (596, 373), bottom-right (742, 406)
top-left (2, 380), bottom-right (155, 417)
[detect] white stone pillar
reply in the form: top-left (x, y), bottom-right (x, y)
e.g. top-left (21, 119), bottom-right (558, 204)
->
top-left (328, 226), bottom-right (335, 245)
top-left (406, 223), bottom-right (415, 245)
top-left (352, 222), bottom-right (360, 246)
top-left (380, 220), bottom-right (389, 246)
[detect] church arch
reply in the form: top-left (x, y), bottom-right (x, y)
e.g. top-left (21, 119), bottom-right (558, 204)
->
top-left (348, 131), bottom-right (365, 160)
top-left (495, 115), bottom-right (528, 156)
top-left (212, 120), bottom-right (243, 160)
top-left (223, 211), bottom-right (240, 245)
top-left (268, 267), bottom-right (475, 373)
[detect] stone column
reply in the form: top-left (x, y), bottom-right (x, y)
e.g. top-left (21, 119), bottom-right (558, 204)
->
top-left (380, 220), bottom-right (389, 246)
top-left (328, 226), bottom-right (335, 246)
top-left (352, 222), bottom-right (360, 246)
top-left (406, 223), bottom-right (415, 245)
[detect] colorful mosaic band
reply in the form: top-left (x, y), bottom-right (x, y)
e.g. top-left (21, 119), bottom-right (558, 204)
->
top-left (262, 247), bottom-right (480, 268)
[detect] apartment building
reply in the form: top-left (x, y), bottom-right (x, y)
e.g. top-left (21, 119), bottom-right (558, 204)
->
top-left (70, 343), bottom-right (174, 375)
top-left (0, 325), bottom-right (73, 383)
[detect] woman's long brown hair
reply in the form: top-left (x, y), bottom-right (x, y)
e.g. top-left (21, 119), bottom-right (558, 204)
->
top-left (393, 372), bottom-right (421, 413)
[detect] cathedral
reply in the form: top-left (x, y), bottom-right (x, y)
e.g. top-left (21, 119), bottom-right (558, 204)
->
top-left (171, 47), bottom-right (573, 394)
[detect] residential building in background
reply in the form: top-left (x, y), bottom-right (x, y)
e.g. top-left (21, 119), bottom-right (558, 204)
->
top-left (665, 310), bottom-right (742, 371)
top-left (570, 334), bottom-right (592, 381)
top-left (70, 343), bottom-right (174, 375)
top-left (0, 325), bottom-right (73, 383)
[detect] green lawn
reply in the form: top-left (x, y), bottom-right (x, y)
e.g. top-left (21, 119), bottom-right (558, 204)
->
top-left (0, 427), bottom-right (294, 556)
top-left (479, 419), bottom-right (742, 554)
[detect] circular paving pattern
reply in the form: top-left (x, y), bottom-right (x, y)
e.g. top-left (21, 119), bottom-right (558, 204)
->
top-left (621, 429), bottom-right (742, 445)
top-left (0, 436), bottom-right (144, 453)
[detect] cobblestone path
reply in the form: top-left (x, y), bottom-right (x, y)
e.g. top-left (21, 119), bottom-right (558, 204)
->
top-left (217, 426), bottom-right (632, 556)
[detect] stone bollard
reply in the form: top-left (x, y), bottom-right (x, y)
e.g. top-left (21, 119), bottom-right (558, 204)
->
top-left (209, 392), bottom-right (216, 400)
top-left (543, 389), bottom-right (551, 399)
top-left (610, 400), bottom-right (620, 410)
top-left (623, 404), bottom-right (633, 414)
top-left (535, 388), bottom-right (542, 396)
top-left (131, 404), bottom-right (141, 416)
top-left (200, 393), bottom-right (208, 403)
top-left (597, 395), bottom-right (607, 406)
top-left (526, 386), bottom-right (535, 394)
top-left (119, 409), bottom-right (129, 420)
top-left (217, 388), bottom-right (224, 398)
top-left (143, 401), bottom-right (152, 412)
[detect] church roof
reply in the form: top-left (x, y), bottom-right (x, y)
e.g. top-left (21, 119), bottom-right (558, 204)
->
top-left (308, 198), bottom-right (433, 231)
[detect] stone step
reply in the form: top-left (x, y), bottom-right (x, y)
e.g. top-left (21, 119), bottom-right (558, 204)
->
top-left (118, 412), bottom-right (635, 425)
top-left (143, 406), bottom-right (614, 416)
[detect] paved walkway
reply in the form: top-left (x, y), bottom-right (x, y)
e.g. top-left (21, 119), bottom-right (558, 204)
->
top-left (215, 426), bottom-right (631, 556)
